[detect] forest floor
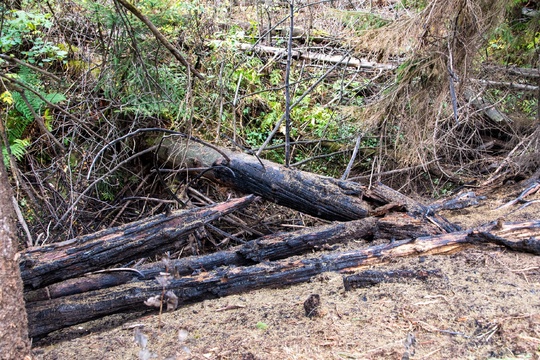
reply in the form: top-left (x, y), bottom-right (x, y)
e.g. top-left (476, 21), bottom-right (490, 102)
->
top-left (32, 184), bottom-right (540, 360)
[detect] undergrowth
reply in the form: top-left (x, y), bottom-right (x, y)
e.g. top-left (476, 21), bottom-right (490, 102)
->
top-left (0, 0), bottom-right (537, 243)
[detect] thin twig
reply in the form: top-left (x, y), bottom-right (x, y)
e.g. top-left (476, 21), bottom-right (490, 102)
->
top-left (55, 146), bottom-right (158, 229)
top-left (284, 0), bottom-right (294, 167)
top-left (255, 51), bottom-right (352, 157)
top-left (291, 149), bottom-right (349, 167)
top-left (348, 158), bottom-right (440, 181)
top-left (12, 196), bottom-right (33, 247)
top-left (0, 54), bottom-right (63, 82)
top-left (341, 134), bottom-right (362, 180)
top-left (114, 0), bottom-right (203, 80)
top-left (232, 73), bottom-right (242, 143)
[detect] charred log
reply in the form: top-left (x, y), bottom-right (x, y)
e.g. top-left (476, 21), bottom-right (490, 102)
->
top-left (20, 195), bottom-right (256, 290)
top-left (27, 220), bottom-right (540, 338)
top-left (25, 213), bottom-right (440, 302)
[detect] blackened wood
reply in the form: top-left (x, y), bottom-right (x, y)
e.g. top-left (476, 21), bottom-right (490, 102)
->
top-left (20, 195), bottom-right (256, 290)
top-left (365, 182), bottom-right (461, 232)
top-left (236, 217), bottom-right (378, 262)
top-left (343, 269), bottom-right (444, 290)
top-left (24, 272), bottom-right (134, 303)
top-left (152, 136), bottom-right (463, 229)
top-left (25, 214), bottom-right (439, 302)
top-left (153, 136), bottom-right (369, 221)
top-left (27, 220), bottom-right (540, 338)
top-left (373, 212), bottom-right (442, 240)
top-left (303, 294), bottom-right (321, 317)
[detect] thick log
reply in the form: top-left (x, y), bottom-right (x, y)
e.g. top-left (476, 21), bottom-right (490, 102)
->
top-left (27, 220), bottom-right (540, 338)
top-left (153, 136), bottom-right (370, 221)
top-left (25, 213), bottom-right (439, 302)
top-left (152, 136), bottom-right (460, 230)
top-left (20, 195), bottom-right (256, 290)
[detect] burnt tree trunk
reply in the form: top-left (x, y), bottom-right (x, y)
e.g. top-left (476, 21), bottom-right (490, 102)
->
top-left (20, 195), bottom-right (256, 290)
top-left (150, 135), bottom-right (456, 232)
top-left (151, 136), bottom-right (370, 221)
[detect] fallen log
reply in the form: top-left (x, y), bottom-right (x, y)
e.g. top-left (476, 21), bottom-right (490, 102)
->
top-left (152, 135), bottom-right (370, 221)
top-left (25, 213), bottom-right (439, 302)
top-left (151, 135), bottom-right (457, 232)
top-left (20, 195), bottom-right (256, 290)
top-left (211, 40), bottom-right (397, 70)
top-left (27, 220), bottom-right (540, 338)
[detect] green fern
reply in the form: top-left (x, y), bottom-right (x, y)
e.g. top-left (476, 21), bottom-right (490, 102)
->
top-left (2, 68), bottom-right (66, 167)
top-left (10, 138), bottom-right (31, 161)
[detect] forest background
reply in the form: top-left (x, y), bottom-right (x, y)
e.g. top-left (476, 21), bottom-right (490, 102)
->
top-left (0, 0), bottom-right (539, 358)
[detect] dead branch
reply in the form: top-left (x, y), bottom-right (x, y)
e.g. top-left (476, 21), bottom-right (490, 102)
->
top-left (213, 41), bottom-right (397, 70)
top-left (114, 0), bottom-right (203, 80)
top-left (343, 269), bottom-right (444, 290)
top-left (483, 64), bottom-right (540, 79)
top-left (473, 79), bottom-right (538, 92)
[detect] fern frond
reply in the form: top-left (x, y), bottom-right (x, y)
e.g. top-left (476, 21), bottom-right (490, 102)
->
top-left (10, 138), bottom-right (31, 161)
top-left (43, 93), bottom-right (66, 105)
top-left (12, 91), bottom-right (34, 122)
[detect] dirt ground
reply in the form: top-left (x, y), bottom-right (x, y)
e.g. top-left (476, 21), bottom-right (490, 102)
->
top-left (31, 185), bottom-right (540, 360)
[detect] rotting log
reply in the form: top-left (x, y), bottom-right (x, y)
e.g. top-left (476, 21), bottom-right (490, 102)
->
top-left (20, 195), bottom-right (256, 290)
top-left (27, 220), bottom-right (540, 338)
top-left (25, 213), bottom-right (440, 302)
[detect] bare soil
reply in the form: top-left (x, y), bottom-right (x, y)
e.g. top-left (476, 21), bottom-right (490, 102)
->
top-left (32, 186), bottom-right (540, 360)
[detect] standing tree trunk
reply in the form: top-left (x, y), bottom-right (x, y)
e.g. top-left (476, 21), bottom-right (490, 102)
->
top-left (0, 163), bottom-right (32, 359)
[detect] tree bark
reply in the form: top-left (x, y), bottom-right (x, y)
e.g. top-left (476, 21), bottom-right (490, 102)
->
top-left (151, 135), bottom-right (458, 231)
top-left (20, 195), bottom-right (256, 290)
top-left (0, 163), bottom-right (32, 359)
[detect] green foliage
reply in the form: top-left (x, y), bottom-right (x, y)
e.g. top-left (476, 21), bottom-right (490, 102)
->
top-left (111, 63), bottom-right (188, 121)
top-left (396, 0), bottom-right (428, 10)
top-left (82, 0), bottom-right (191, 122)
top-left (0, 10), bottom-right (67, 65)
top-left (340, 11), bottom-right (391, 34)
top-left (255, 322), bottom-right (268, 330)
top-left (2, 68), bottom-right (65, 167)
top-left (484, 1), bottom-right (540, 65)
top-left (487, 89), bottom-right (537, 119)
